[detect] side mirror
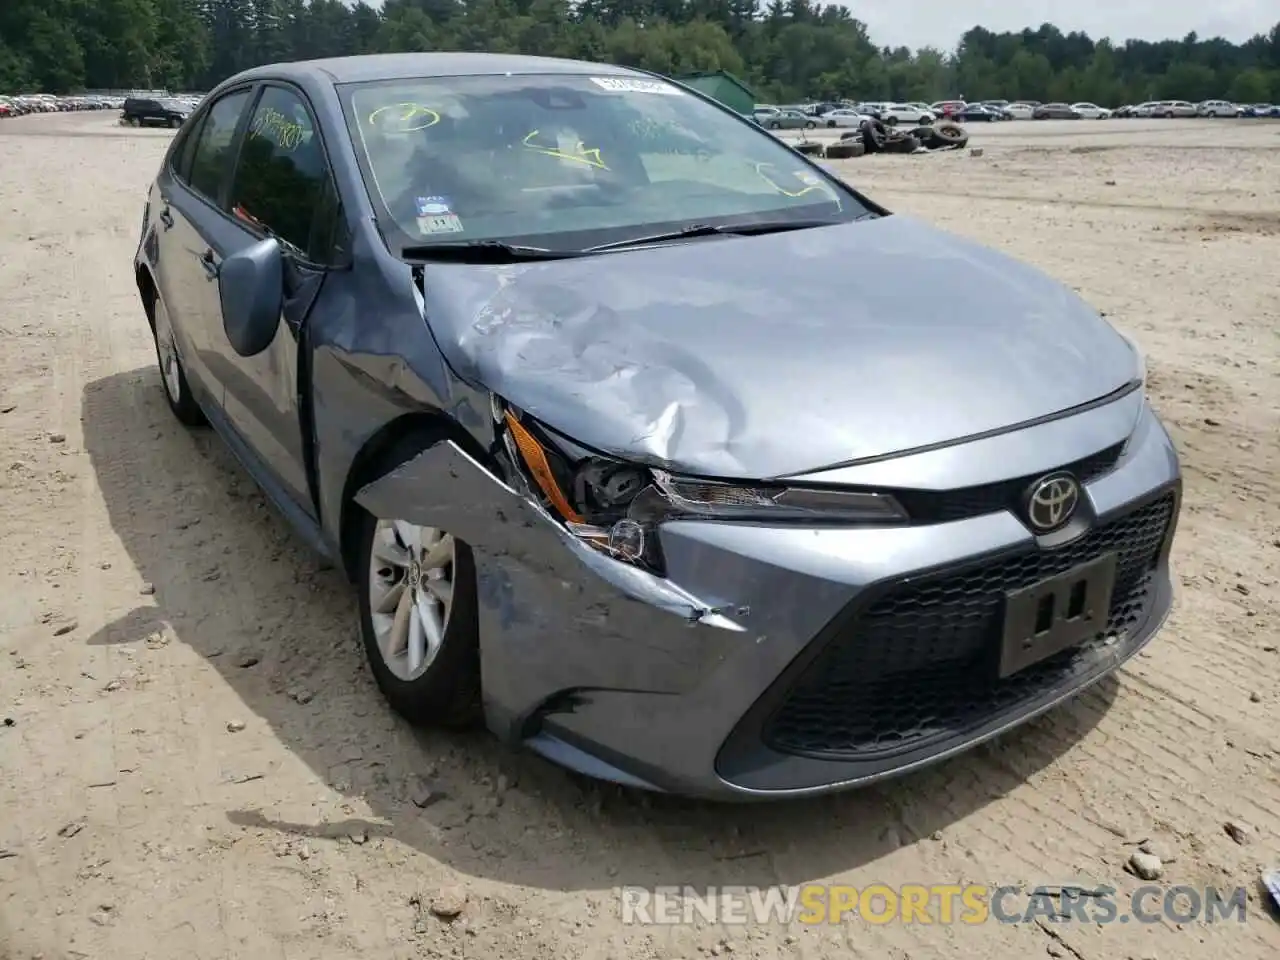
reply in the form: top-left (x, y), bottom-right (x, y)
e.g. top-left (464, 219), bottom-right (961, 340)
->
top-left (219, 237), bottom-right (283, 357)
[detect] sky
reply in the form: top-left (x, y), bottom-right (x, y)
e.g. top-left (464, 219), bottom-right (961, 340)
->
top-left (850, 1), bottom-right (1276, 51)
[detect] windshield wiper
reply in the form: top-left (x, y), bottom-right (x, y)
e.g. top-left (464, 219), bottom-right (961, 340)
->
top-left (400, 240), bottom-right (582, 263)
top-left (582, 218), bottom-right (844, 253)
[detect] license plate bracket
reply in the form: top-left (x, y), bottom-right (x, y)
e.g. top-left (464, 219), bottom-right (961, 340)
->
top-left (998, 553), bottom-right (1118, 678)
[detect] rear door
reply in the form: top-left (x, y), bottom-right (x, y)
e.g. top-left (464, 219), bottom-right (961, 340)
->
top-left (158, 86), bottom-right (256, 400)
top-left (192, 81), bottom-right (348, 518)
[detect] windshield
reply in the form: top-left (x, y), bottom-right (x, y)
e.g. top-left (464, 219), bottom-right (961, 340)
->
top-left (338, 73), bottom-right (867, 253)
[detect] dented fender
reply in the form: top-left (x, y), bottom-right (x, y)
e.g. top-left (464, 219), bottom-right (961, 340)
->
top-left (354, 440), bottom-right (739, 626)
top-left (354, 440), bottom-right (745, 741)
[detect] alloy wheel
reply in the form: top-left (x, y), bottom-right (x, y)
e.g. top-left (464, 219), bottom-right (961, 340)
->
top-left (368, 519), bottom-right (456, 681)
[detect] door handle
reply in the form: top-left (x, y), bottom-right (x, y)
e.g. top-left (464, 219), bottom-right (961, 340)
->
top-left (198, 249), bottom-right (219, 279)
top-left (158, 206), bottom-right (174, 230)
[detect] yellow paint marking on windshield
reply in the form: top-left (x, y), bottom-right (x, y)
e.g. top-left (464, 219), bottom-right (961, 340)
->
top-left (753, 162), bottom-right (843, 210)
top-left (368, 102), bottom-right (440, 132)
top-left (522, 130), bottom-right (609, 169)
top-left (753, 162), bottom-right (821, 197)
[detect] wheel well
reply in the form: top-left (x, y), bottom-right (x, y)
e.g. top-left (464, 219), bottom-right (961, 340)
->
top-left (136, 265), bottom-right (157, 331)
top-left (336, 412), bottom-right (497, 583)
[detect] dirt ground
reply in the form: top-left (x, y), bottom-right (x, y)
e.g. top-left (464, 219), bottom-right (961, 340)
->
top-left (1, 112), bottom-right (1277, 960)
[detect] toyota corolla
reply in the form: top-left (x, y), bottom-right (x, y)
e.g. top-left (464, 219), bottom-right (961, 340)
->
top-left (133, 52), bottom-right (1182, 799)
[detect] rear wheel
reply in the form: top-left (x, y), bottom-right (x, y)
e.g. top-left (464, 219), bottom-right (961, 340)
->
top-left (151, 294), bottom-right (205, 427)
top-left (884, 115), bottom-right (898, 125)
top-left (356, 496), bottom-right (481, 729)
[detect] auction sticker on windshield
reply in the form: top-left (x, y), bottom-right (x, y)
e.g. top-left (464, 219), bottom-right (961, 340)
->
top-left (415, 196), bottom-right (464, 234)
top-left (590, 77), bottom-right (684, 95)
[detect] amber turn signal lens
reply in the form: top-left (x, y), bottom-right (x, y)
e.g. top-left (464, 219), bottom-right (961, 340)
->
top-left (504, 412), bottom-right (583, 523)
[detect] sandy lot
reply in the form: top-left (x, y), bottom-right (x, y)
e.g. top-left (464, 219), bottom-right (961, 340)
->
top-left (1, 112), bottom-right (1278, 960)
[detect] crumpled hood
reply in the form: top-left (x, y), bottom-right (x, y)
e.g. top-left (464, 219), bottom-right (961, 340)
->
top-left (420, 214), bottom-right (1137, 479)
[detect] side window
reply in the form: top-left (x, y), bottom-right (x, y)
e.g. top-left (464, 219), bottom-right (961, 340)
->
top-left (170, 116), bottom-right (204, 183)
top-left (188, 89), bottom-right (253, 203)
top-left (228, 86), bottom-right (337, 262)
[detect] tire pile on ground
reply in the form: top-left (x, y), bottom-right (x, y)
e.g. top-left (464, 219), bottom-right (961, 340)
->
top-left (822, 119), bottom-right (969, 159)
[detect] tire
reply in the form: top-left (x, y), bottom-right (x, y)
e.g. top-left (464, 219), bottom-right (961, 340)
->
top-left (355, 450), bottom-right (482, 730)
top-left (127, 117), bottom-right (140, 127)
top-left (768, 120), bottom-right (781, 129)
top-left (150, 292), bottom-right (205, 427)
top-left (884, 115), bottom-right (898, 125)
top-left (881, 134), bottom-right (920, 154)
top-left (860, 118), bottom-right (888, 153)
top-left (804, 120), bottom-right (815, 129)
top-left (921, 122), bottom-right (968, 150)
top-left (169, 116), bottom-right (182, 128)
top-left (824, 140), bottom-right (865, 159)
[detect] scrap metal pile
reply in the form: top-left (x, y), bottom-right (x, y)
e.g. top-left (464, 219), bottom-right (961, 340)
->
top-left (791, 119), bottom-right (970, 160)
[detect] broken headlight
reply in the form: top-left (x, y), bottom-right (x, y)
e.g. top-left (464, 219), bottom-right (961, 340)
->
top-left (494, 399), bottom-right (907, 574)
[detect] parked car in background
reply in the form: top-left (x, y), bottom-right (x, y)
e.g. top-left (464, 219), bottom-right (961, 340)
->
top-left (1005, 102), bottom-right (1036, 120)
top-left (1, 92), bottom-right (122, 118)
top-left (1131, 102), bottom-right (1160, 117)
top-left (878, 102), bottom-right (934, 125)
top-left (121, 96), bottom-right (193, 128)
top-left (1149, 100), bottom-right (1197, 118)
top-left (1070, 102), bottom-right (1112, 119)
top-left (1196, 100), bottom-right (1239, 117)
top-left (817, 108), bottom-right (868, 128)
top-left (805, 101), bottom-right (844, 117)
top-left (752, 105), bottom-right (780, 124)
top-left (957, 104), bottom-right (1003, 122)
top-left (762, 108), bottom-right (816, 130)
top-left (133, 50), bottom-right (1182, 801)
top-left (1033, 103), bottom-right (1081, 120)
top-left (930, 100), bottom-right (966, 118)
top-left (1240, 103), bottom-right (1278, 117)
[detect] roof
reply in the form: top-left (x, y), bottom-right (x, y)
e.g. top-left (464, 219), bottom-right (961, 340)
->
top-left (230, 52), bottom-right (643, 86)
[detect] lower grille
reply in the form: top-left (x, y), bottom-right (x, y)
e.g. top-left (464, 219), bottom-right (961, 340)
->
top-left (764, 493), bottom-right (1176, 761)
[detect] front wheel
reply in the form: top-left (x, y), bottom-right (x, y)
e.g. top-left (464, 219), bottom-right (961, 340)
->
top-left (804, 120), bottom-right (815, 129)
top-left (357, 510), bottom-right (481, 728)
top-left (884, 115), bottom-right (898, 125)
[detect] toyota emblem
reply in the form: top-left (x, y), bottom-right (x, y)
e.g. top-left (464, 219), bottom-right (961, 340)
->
top-left (1025, 474), bottom-right (1080, 532)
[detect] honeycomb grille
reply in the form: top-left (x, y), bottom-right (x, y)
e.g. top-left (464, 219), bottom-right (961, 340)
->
top-left (763, 493), bottom-right (1175, 761)
top-left (891, 443), bottom-right (1125, 524)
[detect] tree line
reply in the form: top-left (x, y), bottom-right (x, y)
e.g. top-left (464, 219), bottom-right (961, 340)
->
top-left (3, 0), bottom-right (1279, 106)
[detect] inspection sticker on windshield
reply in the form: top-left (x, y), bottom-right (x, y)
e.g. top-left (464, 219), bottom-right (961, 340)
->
top-left (415, 196), bottom-right (464, 234)
top-left (590, 77), bottom-right (683, 96)
top-left (418, 214), bottom-right (464, 234)
top-left (795, 170), bottom-right (824, 186)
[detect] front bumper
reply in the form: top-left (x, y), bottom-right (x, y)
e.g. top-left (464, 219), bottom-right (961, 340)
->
top-left (356, 392), bottom-right (1181, 800)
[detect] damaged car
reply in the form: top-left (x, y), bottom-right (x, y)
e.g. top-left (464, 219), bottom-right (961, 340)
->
top-left (133, 52), bottom-right (1182, 799)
